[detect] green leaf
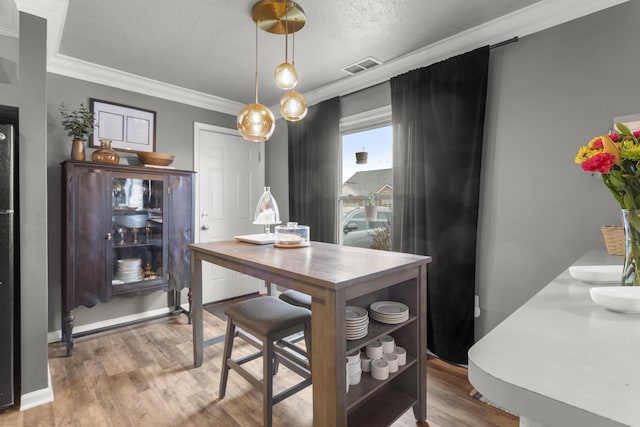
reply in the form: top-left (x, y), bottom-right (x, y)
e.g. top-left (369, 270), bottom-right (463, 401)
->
top-left (616, 122), bottom-right (639, 144)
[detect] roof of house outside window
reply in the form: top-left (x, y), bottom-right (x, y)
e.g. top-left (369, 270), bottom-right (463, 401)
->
top-left (342, 168), bottom-right (392, 196)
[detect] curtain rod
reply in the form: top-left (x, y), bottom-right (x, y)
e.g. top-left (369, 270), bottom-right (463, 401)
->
top-left (490, 36), bottom-right (519, 50)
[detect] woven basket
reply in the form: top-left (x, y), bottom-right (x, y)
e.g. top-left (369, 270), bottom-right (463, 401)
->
top-left (601, 225), bottom-right (625, 256)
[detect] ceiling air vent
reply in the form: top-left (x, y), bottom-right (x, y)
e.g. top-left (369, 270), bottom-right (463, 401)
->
top-left (342, 57), bottom-right (382, 76)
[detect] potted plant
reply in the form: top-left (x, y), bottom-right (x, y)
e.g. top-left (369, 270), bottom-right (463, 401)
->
top-left (365, 192), bottom-right (377, 221)
top-left (59, 103), bottom-right (96, 161)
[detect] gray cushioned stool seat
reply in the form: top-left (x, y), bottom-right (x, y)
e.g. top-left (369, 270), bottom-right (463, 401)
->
top-left (225, 295), bottom-right (311, 335)
top-left (278, 289), bottom-right (312, 310)
top-left (219, 296), bottom-right (312, 427)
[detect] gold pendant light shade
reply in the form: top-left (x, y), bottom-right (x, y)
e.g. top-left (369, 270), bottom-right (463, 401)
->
top-left (239, 0), bottom-right (307, 140)
top-left (274, 62), bottom-right (298, 90)
top-left (238, 103), bottom-right (276, 142)
top-left (280, 90), bottom-right (307, 121)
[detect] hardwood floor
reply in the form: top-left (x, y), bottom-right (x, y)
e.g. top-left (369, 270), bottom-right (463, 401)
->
top-left (0, 308), bottom-right (517, 427)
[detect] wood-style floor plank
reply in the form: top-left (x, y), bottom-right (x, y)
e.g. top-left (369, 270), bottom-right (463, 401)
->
top-left (0, 310), bottom-right (517, 427)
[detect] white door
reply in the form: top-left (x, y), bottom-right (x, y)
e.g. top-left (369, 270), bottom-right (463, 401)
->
top-left (194, 123), bottom-right (264, 303)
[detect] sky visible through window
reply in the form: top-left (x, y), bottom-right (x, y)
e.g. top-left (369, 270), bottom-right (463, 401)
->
top-left (342, 125), bottom-right (392, 184)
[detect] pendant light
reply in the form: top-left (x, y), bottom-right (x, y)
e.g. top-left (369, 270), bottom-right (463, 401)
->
top-left (237, 21), bottom-right (275, 142)
top-left (252, 0), bottom-right (307, 122)
top-left (279, 27), bottom-right (307, 121)
top-left (273, 4), bottom-right (298, 90)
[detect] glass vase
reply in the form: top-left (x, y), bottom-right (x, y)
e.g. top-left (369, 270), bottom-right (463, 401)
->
top-left (621, 209), bottom-right (640, 286)
top-left (92, 139), bottom-right (120, 165)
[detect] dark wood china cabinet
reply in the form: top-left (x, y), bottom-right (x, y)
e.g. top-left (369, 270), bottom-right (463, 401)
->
top-left (61, 160), bottom-right (195, 355)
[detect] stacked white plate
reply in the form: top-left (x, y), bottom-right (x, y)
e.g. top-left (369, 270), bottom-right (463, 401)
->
top-left (369, 301), bottom-right (409, 324)
top-left (345, 306), bottom-right (369, 340)
top-left (116, 258), bottom-right (142, 283)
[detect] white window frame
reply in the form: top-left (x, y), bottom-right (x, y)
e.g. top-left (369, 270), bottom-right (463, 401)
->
top-left (338, 105), bottom-right (392, 244)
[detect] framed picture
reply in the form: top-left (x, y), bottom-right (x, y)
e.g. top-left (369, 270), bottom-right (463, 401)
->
top-left (614, 113), bottom-right (640, 133)
top-left (90, 99), bottom-right (156, 152)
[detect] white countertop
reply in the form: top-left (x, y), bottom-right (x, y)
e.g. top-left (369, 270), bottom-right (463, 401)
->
top-left (468, 251), bottom-right (640, 427)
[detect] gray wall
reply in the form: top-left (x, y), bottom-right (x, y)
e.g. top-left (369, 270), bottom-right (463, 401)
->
top-left (475, 0), bottom-right (636, 337)
top-left (46, 74), bottom-right (236, 332)
top-left (265, 118), bottom-right (289, 222)
top-left (265, 2), bottom-right (638, 341)
top-left (0, 12), bottom-right (49, 397)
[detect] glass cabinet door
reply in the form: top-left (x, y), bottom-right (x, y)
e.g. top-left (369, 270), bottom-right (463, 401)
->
top-left (109, 174), bottom-right (167, 297)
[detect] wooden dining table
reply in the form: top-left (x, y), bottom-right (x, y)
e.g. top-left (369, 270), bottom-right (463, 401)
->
top-left (189, 240), bottom-right (431, 426)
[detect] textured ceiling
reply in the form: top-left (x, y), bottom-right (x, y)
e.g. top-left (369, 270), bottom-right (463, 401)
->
top-left (12, 0), bottom-right (626, 113)
top-left (58, 0), bottom-right (540, 108)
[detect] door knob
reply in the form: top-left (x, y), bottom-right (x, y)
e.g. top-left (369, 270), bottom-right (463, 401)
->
top-left (105, 232), bottom-right (112, 240)
top-left (201, 224), bottom-right (209, 231)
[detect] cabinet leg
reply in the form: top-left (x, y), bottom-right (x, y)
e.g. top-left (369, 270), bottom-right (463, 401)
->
top-left (62, 310), bottom-right (75, 356)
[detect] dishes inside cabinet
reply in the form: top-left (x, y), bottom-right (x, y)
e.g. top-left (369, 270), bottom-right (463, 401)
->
top-left (345, 306), bottom-right (369, 340)
top-left (369, 301), bottom-right (409, 324)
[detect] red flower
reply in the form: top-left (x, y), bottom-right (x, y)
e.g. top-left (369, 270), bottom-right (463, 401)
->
top-left (609, 132), bottom-right (620, 142)
top-left (581, 152), bottom-right (616, 173)
top-left (634, 130), bottom-right (640, 138)
top-left (592, 138), bottom-right (604, 149)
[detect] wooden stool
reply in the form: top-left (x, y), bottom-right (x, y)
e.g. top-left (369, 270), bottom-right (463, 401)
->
top-left (219, 296), bottom-right (312, 427)
top-left (278, 289), bottom-right (312, 310)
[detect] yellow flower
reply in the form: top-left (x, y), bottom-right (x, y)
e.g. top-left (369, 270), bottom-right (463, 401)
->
top-left (575, 145), bottom-right (592, 164)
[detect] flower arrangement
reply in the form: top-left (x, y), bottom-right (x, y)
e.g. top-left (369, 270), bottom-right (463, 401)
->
top-left (575, 122), bottom-right (640, 209)
top-left (576, 122), bottom-right (640, 286)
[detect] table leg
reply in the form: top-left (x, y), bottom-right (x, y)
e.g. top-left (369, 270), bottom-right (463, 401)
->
top-left (191, 252), bottom-right (203, 368)
top-left (311, 290), bottom-right (347, 426)
top-left (265, 280), bottom-right (276, 296)
top-left (413, 265), bottom-right (428, 422)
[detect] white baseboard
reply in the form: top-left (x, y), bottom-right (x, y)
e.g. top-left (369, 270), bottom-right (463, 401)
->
top-left (20, 364), bottom-right (54, 411)
top-left (47, 306), bottom-right (177, 343)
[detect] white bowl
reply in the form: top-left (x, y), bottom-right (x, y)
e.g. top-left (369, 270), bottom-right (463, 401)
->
top-left (365, 340), bottom-right (383, 359)
top-left (393, 346), bottom-right (407, 366)
top-left (118, 258), bottom-right (142, 267)
top-left (383, 353), bottom-right (399, 373)
top-left (380, 335), bottom-right (395, 353)
top-left (346, 351), bottom-right (361, 365)
top-left (589, 286), bottom-right (640, 313)
top-left (348, 370), bottom-right (362, 385)
top-left (569, 265), bottom-right (623, 283)
top-left (371, 359), bottom-right (389, 380)
top-left (360, 354), bottom-right (372, 372)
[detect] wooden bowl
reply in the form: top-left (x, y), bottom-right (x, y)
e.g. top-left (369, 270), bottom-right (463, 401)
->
top-left (136, 151), bottom-right (175, 166)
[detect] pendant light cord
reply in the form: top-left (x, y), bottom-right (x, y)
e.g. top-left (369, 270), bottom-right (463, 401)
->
top-left (254, 21), bottom-right (259, 103)
top-left (284, 3), bottom-right (289, 63)
top-left (292, 24), bottom-right (295, 66)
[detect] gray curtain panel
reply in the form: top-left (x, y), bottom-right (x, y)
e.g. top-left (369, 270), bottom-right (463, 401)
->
top-left (390, 46), bottom-right (489, 364)
top-left (287, 97), bottom-right (340, 243)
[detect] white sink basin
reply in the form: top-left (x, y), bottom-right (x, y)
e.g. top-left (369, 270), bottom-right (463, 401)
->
top-left (568, 265), bottom-right (623, 283)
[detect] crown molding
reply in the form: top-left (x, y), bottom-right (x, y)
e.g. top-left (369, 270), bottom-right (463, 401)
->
top-left (48, 54), bottom-right (245, 115)
top-left (0, 0), bottom-right (19, 38)
top-left (16, 0), bottom-right (628, 115)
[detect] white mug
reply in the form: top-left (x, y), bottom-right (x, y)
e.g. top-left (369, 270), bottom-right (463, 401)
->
top-left (383, 353), bottom-right (398, 373)
top-left (394, 346), bottom-right (407, 366)
top-left (366, 340), bottom-right (383, 359)
top-left (371, 358), bottom-right (389, 380)
top-left (380, 335), bottom-right (395, 353)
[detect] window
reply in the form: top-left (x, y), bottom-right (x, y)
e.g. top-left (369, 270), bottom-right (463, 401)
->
top-left (339, 108), bottom-right (392, 250)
